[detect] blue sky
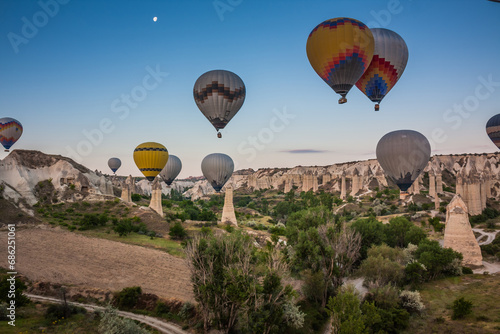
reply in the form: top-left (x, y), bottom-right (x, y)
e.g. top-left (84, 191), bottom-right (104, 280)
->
top-left (1, 0), bottom-right (499, 178)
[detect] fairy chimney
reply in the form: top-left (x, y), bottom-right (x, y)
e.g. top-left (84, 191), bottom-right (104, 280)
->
top-left (221, 186), bottom-right (238, 226)
top-left (443, 195), bottom-right (483, 267)
top-left (149, 177), bottom-right (164, 217)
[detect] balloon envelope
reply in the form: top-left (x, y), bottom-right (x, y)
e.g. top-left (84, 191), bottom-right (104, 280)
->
top-left (108, 158), bottom-right (121, 173)
top-left (306, 17), bottom-right (374, 102)
top-left (193, 70), bottom-right (246, 134)
top-left (486, 114), bottom-right (500, 149)
top-left (356, 28), bottom-right (409, 108)
top-left (133, 142), bottom-right (169, 182)
top-left (201, 153), bottom-right (234, 192)
top-left (376, 130), bottom-right (431, 191)
top-left (0, 117), bottom-right (23, 152)
top-left (160, 154), bottom-right (182, 186)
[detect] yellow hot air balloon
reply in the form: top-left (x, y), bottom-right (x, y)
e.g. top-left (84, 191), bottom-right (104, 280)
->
top-left (306, 17), bottom-right (374, 104)
top-left (133, 142), bottom-right (169, 181)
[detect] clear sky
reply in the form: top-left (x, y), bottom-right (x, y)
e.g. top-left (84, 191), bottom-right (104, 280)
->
top-left (1, 0), bottom-right (500, 178)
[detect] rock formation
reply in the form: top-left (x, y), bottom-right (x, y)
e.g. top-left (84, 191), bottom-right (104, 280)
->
top-left (429, 169), bottom-right (436, 198)
top-left (436, 172), bottom-right (443, 194)
top-left (121, 175), bottom-right (133, 203)
top-left (149, 177), bottom-right (164, 217)
top-left (221, 186), bottom-right (237, 226)
top-left (443, 195), bottom-right (483, 267)
top-left (351, 168), bottom-right (362, 196)
top-left (340, 171), bottom-right (346, 199)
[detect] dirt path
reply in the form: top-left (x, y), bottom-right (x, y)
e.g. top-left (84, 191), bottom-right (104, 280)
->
top-left (26, 293), bottom-right (188, 334)
top-left (0, 227), bottom-right (194, 302)
top-left (472, 228), bottom-right (499, 246)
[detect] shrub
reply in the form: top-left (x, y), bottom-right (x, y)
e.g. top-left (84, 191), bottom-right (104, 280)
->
top-left (131, 193), bottom-right (141, 202)
top-left (452, 297), bottom-right (473, 320)
top-left (462, 266), bottom-right (473, 275)
top-left (169, 222), bottom-right (187, 240)
top-left (113, 286), bottom-right (142, 309)
top-left (399, 290), bottom-right (425, 314)
top-left (99, 306), bottom-right (150, 334)
top-left (45, 303), bottom-right (86, 322)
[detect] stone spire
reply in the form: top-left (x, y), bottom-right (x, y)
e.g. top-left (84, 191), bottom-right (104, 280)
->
top-left (351, 168), bottom-right (361, 196)
top-left (443, 195), bottom-right (483, 267)
top-left (428, 169), bottom-right (436, 198)
top-left (340, 170), bottom-right (346, 200)
top-left (221, 186), bottom-right (238, 226)
top-left (149, 177), bottom-right (164, 217)
top-left (436, 172), bottom-right (443, 194)
top-left (121, 175), bottom-right (134, 203)
top-left (409, 174), bottom-right (421, 195)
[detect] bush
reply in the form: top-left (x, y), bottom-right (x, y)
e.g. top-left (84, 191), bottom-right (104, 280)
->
top-left (462, 266), bottom-right (473, 275)
top-left (45, 303), bottom-right (86, 322)
top-left (99, 306), bottom-right (150, 334)
top-left (131, 193), bottom-right (142, 202)
top-left (169, 222), bottom-right (187, 240)
top-left (452, 297), bottom-right (473, 320)
top-left (113, 286), bottom-right (142, 309)
top-left (399, 290), bottom-right (425, 314)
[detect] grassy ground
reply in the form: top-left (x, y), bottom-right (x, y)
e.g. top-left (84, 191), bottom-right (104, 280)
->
top-left (404, 274), bottom-right (500, 334)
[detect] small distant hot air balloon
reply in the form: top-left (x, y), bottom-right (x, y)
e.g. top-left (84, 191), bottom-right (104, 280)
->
top-left (160, 154), bottom-right (182, 186)
top-left (201, 153), bottom-right (234, 192)
top-left (0, 117), bottom-right (23, 152)
top-left (376, 130), bottom-right (431, 192)
top-left (133, 142), bottom-right (169, 182)
top-left (356, 28), bottom-right (409, 111)
top-left (306, 17), bottom-right (374, 104)
top-left (486, 114), bottom-right (500, 149)
top-left (108, 158), bottom-right (121, 174)
top-left (193, 70), bottom-right (246, 138)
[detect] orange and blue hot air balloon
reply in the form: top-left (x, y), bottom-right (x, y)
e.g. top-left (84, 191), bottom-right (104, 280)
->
top-left (0, 117), bottom-right (23, 152)
top-left (306, 17), bottom-right (374, 104)
top-left (486, 114), bottom-right (500, 149)
top-left (356, 28), bottom-right (408, 111)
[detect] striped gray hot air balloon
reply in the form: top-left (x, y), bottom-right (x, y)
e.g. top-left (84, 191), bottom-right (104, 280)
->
top-left (160, 154), bottom-right (182, 186)
top-left (193, 70), bottom-right (246, 138)
top-left (376, 130), bottom-right (431, 191)
top-left (201, 153), bottom-right (234, 192)
top-left (108, 157), bottom-right (121, 174)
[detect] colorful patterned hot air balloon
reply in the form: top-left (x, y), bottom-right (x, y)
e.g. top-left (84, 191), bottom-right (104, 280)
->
top-left (160, 154), bottom-right (182, 186)
top-left (193, 70), bottom-right (246, 138)
top-left (0, 117), bottom-right (23, 152)
top-left (108, 158), bottom-right (121, 174)
top-left (306, 17), bottom-right (374, 104)
top-left (201, 153), bottom-right (234, 192)
top-left (356, 28), bottom-right (408, 111)
top-left (133, 142), bottom-right (169, 182)
top-left (376, 130), bottom-right (431, 192)
top-left (486, 114), bottom-right (500, 149)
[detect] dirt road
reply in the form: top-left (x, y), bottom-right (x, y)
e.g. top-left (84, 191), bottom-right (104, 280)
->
top-left (26, 293), bottom-right (188, 334)
top-left (0, 227), bottom-right (194, 301)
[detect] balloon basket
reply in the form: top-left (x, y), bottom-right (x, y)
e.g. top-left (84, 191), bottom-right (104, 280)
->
top-left (375, 104), bottom-right (380, 111)
top-left (217, 132), bottom-right (222, 138)
top-left (338, 97), bottom-right (347, 104)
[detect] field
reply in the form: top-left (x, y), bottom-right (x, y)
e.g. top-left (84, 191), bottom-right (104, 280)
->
top-left (0, 227), bottom-right (193, 302)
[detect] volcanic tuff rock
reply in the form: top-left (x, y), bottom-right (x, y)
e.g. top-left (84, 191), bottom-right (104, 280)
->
top-left (443, 195), bottom-right (483, 267)
top-left (183, 153), bottom-right (500, 204)
top-left (0, 150), bottom-right (115, 210)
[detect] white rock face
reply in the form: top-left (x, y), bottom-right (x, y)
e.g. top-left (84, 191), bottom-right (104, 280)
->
top-left (0, 150), bottom-right (115, 206)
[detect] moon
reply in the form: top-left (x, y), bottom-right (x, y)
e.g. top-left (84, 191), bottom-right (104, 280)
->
top-left (153, 17), bottom-right (157, 22)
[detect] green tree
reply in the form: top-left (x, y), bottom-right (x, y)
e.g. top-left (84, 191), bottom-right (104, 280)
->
top-left (0, 275), bottom-right (29, 307)
top-left (327, 285), bottom-right (366, 334)
top-left (351, 217), bottom-right (386, 260)
top-left (169, 222), bottom-right (187, 240)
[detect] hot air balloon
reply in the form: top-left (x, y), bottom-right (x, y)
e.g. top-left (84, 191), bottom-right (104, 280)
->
top-left (0, 117), bottom-right (23, 152)
top-left (108, 158), bottom-right (121, 174)
top-left (201, 153), bottom-right (234, 192)
top-left (376, 130), bottom-right (431, 192)
top-left (356, 28), bottom-right (408, 111)
top-left (193, 70), bottom-right (246, 138)
top-left (306, 17), bottom-right (374, 104)
top-left (486, 114), bottom-right (500, 149)
top-left (160, 154), bottom-right (182, 186)
top-left (133, 142), bottom-right (169, 182)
